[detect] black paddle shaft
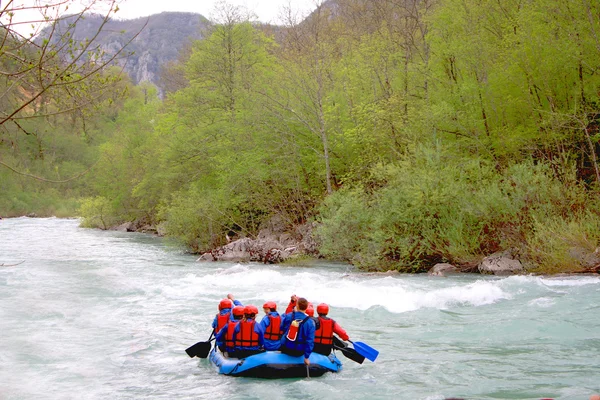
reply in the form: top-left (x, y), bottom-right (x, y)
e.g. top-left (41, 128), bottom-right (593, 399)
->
top-left (332, 336), bottom-right (365, 364)
top-left (185, 333), bottom-right (215, 358)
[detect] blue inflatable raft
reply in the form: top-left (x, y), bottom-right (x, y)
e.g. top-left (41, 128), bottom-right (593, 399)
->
top-left (209, 348), bottom-right (343, 378)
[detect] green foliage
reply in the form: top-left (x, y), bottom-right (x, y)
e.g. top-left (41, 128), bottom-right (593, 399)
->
top-left (90, 83), bottom-right (161, 224)
top-left (317, 141), bottom-right (595, 272)
top-left (315, 188), bottom-right (373, 262)
top-left (526, 211), bottom-right (600, 274)
top-left (317, 146), bottom-right (501, 271)
top-left (0, 175), bottom-right (80, 217)
top-left (6, 3), bottom-right (600, 275)
top-left (79, 196), bottom-right (116, 229)
top-left (427, 0), bottom-right (600, 167)
top-left (186, 21), bottom-right (276, 115)
top-left (157, 186), bottom-right (239, 252)
top-left (0, 53), bottom-right (132, 217)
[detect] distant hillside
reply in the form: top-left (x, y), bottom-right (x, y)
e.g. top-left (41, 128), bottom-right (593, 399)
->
top-left (43, 12), bottom-right (211, 87)
top-left (41, 2), bottom-right (339, 90)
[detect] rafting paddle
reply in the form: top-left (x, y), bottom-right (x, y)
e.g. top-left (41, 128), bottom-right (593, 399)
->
top-left (332, 336), bottom-right (365, 364)
top-left (185, 333), bottom-right (215, 358)
top-left (349, 340), bottom-right (379, 362)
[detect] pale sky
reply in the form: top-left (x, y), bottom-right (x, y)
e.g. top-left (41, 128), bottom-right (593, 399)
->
top-left (114, 0), bottom-right (318, 24)
top-left (3, 0), bottom-right (320, 36)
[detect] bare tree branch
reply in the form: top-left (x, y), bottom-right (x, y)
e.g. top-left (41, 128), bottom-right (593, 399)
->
top-left (0, 157), bottom-right (99, 182)
top-left (0, 260), bottom-right (25, 267)
top-left (0, 0), bottom-right (146, 127)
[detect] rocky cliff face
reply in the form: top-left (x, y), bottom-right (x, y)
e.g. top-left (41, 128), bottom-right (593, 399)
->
top-left (43, 12), bottom-right (211, 88)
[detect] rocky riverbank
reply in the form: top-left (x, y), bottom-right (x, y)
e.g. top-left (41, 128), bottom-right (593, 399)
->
top-left (196, 220), bottom-right (319, 264)
top-left (109, 218), bottom-right (600, 276)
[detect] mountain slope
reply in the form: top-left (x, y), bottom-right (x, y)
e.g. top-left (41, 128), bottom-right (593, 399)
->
top-left (46, 12), bottom-right (211, 87)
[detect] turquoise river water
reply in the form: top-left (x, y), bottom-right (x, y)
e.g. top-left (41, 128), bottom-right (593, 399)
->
top-left (1, 217), bottom-right (599, 400)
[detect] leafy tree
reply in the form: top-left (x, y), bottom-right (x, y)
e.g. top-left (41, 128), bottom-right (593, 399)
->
top-left (126, 6), bottom-right (287, 245)
top-left (427, 0), bottom-right (600, 176)
top-left (89, 83), bottom-right (160, 225)
top-left (0, 0), bottom-right (141, 178)
top-left (271, 1), bottom-right (347, 195)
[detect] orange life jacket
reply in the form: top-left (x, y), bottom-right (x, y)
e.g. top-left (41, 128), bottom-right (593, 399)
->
top-left (264, 314), bottom-right (281, 341)
top-left (216, 312), bottom-right (230, 333)
top-left (234, 320), bottom-right (260, 348)
top-left (224, 321), bottom-right (238, 349)
top-left (315, 317), bottom-right (335, 345)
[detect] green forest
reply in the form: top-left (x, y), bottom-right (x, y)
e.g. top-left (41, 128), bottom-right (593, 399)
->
top-left (2, 0), bottom-right (600, 274)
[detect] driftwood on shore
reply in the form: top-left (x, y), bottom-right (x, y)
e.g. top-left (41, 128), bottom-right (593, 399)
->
top-left (572, 265), bottom-right (600, 274)
top-left (0, 260), bottom-right (25, 267)
top-left (197, 219), bottom-right (319, 264)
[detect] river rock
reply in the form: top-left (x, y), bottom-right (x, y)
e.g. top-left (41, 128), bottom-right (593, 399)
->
top-left (139, 224), bottom-right (157, 234)
top-left (113, 222), bottom-right (135, 232)
top-left (569, 246), bottom-right (600, 268)
top-left (197, 219), bottom-right (316, 263)
top-left (212, 237), bottom-right (256, 262)
top-left (428, 263), bottom-right (459, 276)
top-left (478, 250), bottom-right (524, 275)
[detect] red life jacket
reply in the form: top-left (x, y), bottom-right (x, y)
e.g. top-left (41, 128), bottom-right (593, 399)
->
top-left (315, 317), bottom-right (335, 345)
top-left (224, 321), bottom-right (238, 349)
top-left (286, 314), bottom-right (309, 342)
top-left (234, 320), bottom-right (260, 348)
top-left (264, 314), bottom-right (281, 341)
top-left (215, 312), bottom-right (230, 333)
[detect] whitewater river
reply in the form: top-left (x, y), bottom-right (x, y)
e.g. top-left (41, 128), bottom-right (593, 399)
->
top-left (1, 218), bottom-right (599, 400)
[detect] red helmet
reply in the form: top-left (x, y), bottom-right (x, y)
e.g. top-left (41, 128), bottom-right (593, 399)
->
top-left (306, 304), bottom-right (314, 317)
top-left (218, 298), bottom-right (233, 310)
top-left (317, 303), bottom-right (329, 315)
top-left (232, 305), bottom-right (245, 318)
top-left (244, 305), bottom-right (258, 315)
top-left (263, 301), bottom-right (277, 311)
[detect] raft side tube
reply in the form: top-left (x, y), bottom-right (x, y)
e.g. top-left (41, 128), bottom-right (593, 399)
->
top-left (209, 349), bottom-right (342, 378)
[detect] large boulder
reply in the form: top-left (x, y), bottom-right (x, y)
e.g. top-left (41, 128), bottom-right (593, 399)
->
top-left (203, 237), bottom-right (257, 262)
top-left (478, 250), bottom-right (524, 275)
top-left (569, 247), bottom-right (600, 268)
top-left (197, 236), bottom-right (294, 263)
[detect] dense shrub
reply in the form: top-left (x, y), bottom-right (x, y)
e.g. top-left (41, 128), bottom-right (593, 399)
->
top-left (316, 144), bottom-right (597, 272)
top-left (79, 196), bottom-right (119, 229)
